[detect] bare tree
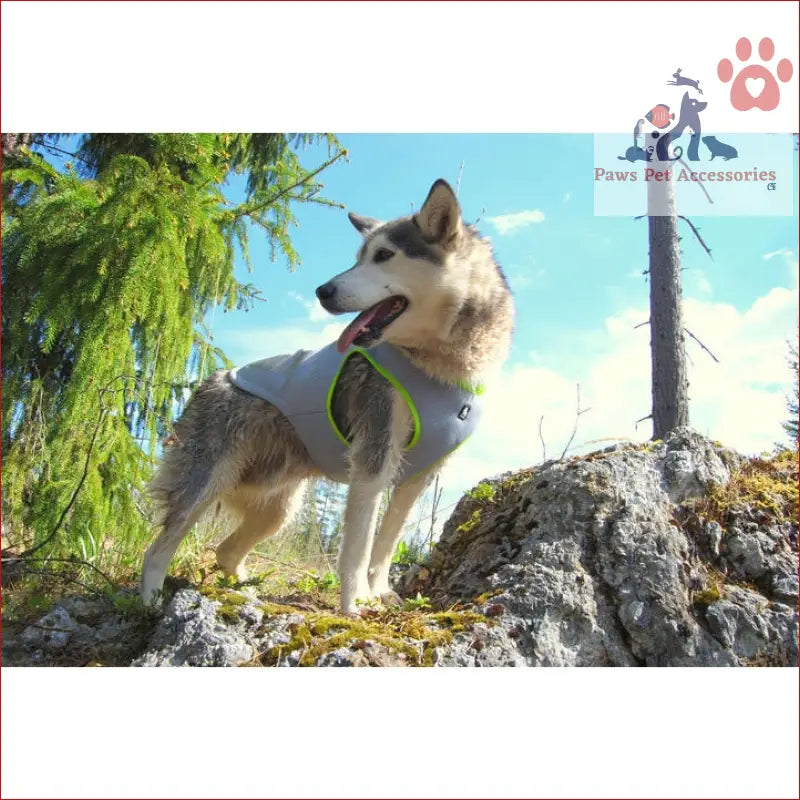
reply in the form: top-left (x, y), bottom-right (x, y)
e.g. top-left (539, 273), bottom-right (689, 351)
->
top-left (647, 164), bottom-right (689, 439)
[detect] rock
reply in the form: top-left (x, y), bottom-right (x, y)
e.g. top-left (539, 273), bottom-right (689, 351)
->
top-left (430, 623), bottom-right (525, 667)
top-left (133, 590), bottom-right (256, 667)
top-left (21, 606), bottom-right (77, 651)
top-left (5, 591), bottom-right (148, 666)
top-left (409, 428), bottom-right (797, 667)
top-left (4, 429), bottom-right (795, 668)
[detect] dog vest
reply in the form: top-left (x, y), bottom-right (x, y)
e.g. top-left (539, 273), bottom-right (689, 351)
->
top-left (228, 342), bottom-right (484, 484)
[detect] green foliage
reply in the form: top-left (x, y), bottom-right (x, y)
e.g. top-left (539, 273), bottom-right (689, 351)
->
top-left (391, 535), bottom-right (429, 566)
top-left (392, 539), bottom-right (413, 565)
top-left (296, 570), bottom-right (340, 593)
top-left (466, 482), bottom-right (496, 503)
top-left (2, 133), bottom-right (345, 581)
top-left (403, 592), bottom-right (432, 611)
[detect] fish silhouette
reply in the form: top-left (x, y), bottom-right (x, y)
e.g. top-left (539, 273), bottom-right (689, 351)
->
top-left (645, 105), bottom-right (675, 129)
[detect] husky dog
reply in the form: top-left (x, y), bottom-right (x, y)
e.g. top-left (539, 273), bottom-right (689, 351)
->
top-left (141, 179), bottom-right (514, 614)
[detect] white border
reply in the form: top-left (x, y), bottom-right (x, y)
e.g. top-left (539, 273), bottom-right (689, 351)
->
top-left (2, 668), bottom-right (799, 798)
top-left (1, 1), bottom-right (797, 132)
top-left (1, 3), bottom-right (799, 798)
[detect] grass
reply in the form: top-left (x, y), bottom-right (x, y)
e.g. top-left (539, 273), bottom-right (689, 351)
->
top-left (691, 448), bottom-right (798, 528)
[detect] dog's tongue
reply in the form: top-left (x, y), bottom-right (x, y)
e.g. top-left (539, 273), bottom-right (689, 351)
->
top-left (336, 299), bottom-right (394, 353)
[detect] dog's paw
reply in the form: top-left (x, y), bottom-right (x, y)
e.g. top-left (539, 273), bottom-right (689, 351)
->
top-left (216, 561), bottom-right (249, 583)
top-left (139, 583), bottom-right (165, 610)
top-left (341, 599), bottom-right (380, 618)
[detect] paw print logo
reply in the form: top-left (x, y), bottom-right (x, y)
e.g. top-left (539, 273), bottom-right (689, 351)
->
top-left (717, 37), bottom-right (793, 111)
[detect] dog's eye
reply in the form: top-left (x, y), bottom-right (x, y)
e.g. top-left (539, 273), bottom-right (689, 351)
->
top-left (373, 248), bottom-right (394, 263)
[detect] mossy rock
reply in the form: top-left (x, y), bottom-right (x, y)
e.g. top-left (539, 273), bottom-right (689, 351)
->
top-left (260, 606), bottom-right (491, 667)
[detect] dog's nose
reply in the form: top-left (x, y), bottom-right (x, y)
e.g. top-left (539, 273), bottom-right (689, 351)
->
top-left (315, 282), bottom-right (336, 301)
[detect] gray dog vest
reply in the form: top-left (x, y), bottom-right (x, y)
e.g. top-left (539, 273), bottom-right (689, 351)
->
top-left (228, 342), bottom-right (484, 484)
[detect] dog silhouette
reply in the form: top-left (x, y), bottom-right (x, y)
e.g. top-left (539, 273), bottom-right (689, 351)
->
top-left (702, 135), bottom-right (738, 161)
top-left (656, 92), bottom-right (708, 161)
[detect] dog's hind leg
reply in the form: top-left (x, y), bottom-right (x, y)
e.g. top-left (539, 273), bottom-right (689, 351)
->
top-left (367, 469), bottom-right (432, 604)
top-left (215, 483), bottom-right (304, 580)
top-left (141, 443), bottom-right (233, 606)
top-left (141, 501), bottom-right (211, 606)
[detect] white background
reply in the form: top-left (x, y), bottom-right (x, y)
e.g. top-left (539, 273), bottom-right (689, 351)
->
top-left (2, 3), bottom-right (799, 799)
top-left (2, 1), bottom-right (798, 133)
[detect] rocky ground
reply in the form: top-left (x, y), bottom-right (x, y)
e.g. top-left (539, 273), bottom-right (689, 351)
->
top-left (3, 429), bottom-right (797, 666)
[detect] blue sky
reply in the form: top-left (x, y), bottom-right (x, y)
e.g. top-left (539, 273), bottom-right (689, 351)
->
top-left (216, 134), bottom-right (796, 369)
top-left (36, 134), bottom-right (799, 526)
top-left (206, 134), bottom-right (797, 519)
top-left (214, 134), bottom-right (797, 366)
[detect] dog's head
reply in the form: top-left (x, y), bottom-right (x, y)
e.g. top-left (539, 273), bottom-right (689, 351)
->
top-left (317, 179), bottom-right (470, 353)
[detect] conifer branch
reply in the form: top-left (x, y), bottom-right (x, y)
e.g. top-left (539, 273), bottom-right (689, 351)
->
top-left (231, 149), bottom-right (348, 221)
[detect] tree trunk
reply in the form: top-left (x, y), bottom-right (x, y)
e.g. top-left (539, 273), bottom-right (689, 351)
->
top-left (647, 168), bottom-right (689, 439)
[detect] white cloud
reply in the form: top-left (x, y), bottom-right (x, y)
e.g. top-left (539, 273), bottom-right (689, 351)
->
top-left (486, 209), bottom-right (545, 235)
top-left (217, 322), bottom-right (345, 366)
top-left (562, 192), bottom-right (572, 204)
top-left (288, 290), bottom-right (330, 323)
top-left (686, 268), bottom-right (712, 296)
top-left (437, 281), bottom-right (798, 508)
top-left (763, 248), bottom-right (794, 262)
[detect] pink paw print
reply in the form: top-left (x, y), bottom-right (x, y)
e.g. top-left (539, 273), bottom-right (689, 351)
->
top-left (717, 37), bottom-right (793, 111)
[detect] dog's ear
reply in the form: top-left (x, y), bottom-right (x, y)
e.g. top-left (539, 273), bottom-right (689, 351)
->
top-left (416, 179), bottom-right (462, 246)
top-left (348, 212), bottom-right (381, 237)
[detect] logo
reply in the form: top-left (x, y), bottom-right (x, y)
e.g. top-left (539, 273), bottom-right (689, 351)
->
top-left (717, 37), bottom-right (794, 112)
top-left (593, 45), bottom-right (794, 217)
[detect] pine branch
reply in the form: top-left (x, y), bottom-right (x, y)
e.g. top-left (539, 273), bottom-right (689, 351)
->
top-left (231, 149), bottom-right (348, 221)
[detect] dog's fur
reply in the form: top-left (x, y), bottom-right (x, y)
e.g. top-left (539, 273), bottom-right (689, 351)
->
top-left (140, 179), bottom-right (514, 613)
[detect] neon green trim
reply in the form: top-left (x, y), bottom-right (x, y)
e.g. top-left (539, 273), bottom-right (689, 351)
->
top-left (325, 348), bottom-right (422, 450)
top-left (326, 353), bottom-right (356, 447)
top-left (457, 379), bottom-right (485, 396)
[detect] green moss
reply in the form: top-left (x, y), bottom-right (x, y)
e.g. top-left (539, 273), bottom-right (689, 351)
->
top-left (693, 585), bottom-right (722, 606)
top-left (198, 585), bottom-right (251, 623)
top-left (457, 509), bottom-right (483, 533)
top-left (259, 607), bottom-right (491, 667)
top-left (259, 601), bottom-right (304, 616)
top-left (695, 450), bottom-right (798, 525)
top-left (429, 610), bottom-right (486, 627)
top-left (474, 589), bottom-right (503, 604)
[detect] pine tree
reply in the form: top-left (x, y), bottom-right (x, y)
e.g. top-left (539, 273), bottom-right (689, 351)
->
top-left (1, 133), bottom-right (346, 577)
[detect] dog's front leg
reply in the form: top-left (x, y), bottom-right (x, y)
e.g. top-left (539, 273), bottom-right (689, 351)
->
top-left (338, 473), bottom-right (387, 614)
top-left (338, 388), bottom-right (410, 613)
top-left (367, 469), bottom-right (432, 603)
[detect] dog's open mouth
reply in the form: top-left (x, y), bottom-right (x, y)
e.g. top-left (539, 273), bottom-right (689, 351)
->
top-left (337, 296), bottom-right (409, 353)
